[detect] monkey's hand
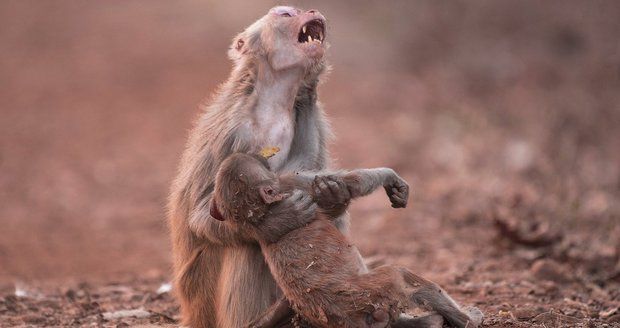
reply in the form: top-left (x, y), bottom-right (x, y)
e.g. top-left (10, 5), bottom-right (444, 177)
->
top-left (384, 173), bottom-right (409, 208)
top-left (260, 190), bottom-right (318, 243)
top-left (269, 190), bottom-right (318, 221)
top-left (312, 175), bottom-right (352, 218)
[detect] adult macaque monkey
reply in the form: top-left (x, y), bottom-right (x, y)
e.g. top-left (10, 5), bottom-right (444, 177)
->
top-left (168, 6), bottom-right (353, 328)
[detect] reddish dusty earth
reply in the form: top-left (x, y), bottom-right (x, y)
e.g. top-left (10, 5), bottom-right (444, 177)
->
top-left (1, 1), bottom-right (619, 327)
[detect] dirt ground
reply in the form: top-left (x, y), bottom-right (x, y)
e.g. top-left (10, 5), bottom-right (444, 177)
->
top-left (1, 1), bottom-right (619, 327)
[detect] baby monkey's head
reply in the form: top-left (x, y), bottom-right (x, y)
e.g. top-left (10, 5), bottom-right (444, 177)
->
top-left (228, 6), bottom-right (327, 71)
top-left (212, 153), bottom-right (287, 224)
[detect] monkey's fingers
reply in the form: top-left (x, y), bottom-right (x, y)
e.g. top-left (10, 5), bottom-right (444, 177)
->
top-left (399, 184), bottom-right (410, 196)
top-left (289, 190), bottom-right (305, 202)
top-left (336, 179), bottom-right (351, 202)
top-left (391, 202), bottom-right (406, 208)
top-left (296, 193), bottom-right (315, 211)
top-left (317, 176), bottom-right (334, 198)
top-left (313, 176), bottom-right (328, 195)
top-left (389, 194), bottom-right (407, 208)
top-left (319, 175), bottom-right (331, 188)
top-left (304, 203), bottom-right (318, 216)
top-left (296, 195), bottom-right (318, 217)
top-left (391, 187), bottom-right (405, 199)
top-left (392, 186), bottom-right (409, 200)
top-left (325, 176), bottom-right (349, 204)
top-left (312, 178), bottom-right (322, 197)
top-left (313, 175), bottom-right (321, 188)
top-left (326, 180), bottom-right (343, 200)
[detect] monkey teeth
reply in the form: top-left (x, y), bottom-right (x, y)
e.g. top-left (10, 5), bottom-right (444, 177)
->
top-left (305, 34), bottom-right (322, 44)
top-left (298, 19), bottom-right (325, 44)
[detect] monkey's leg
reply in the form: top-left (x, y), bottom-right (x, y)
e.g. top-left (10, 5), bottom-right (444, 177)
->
top-left (392, 313), bottom-right (444, 328)
top-left (364, 255), bottom-right (387, 270)
top-left (399, 268), bottom-right (483, 328)
top-left (247, 296), bottom-right (293, 328)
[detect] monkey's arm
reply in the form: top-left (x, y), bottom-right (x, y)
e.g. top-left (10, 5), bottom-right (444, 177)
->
top-left (315, 168), bottom-right (409, 209)
top-left (256, 190), bottom-right (318, 244)
top-left (281, 171), bottom-right (352, 218)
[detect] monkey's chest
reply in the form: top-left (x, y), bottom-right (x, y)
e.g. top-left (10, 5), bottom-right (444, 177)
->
top-left (251, 117), bottom-right (294, 170)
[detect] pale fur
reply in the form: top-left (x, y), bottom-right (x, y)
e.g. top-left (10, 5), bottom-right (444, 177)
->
top-left (167, 7), bottom-right (345, 328)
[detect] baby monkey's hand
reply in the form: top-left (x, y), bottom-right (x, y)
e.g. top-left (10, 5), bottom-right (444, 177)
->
top-left (384, 172), bottom-right (409, 208)
top-left (267, 190), bottom-right (318, 226)
top-left (312, 175), bottom-right (351, 217)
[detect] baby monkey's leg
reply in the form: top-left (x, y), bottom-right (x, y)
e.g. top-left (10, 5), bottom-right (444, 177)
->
top-left (392, 313), bottom-right (444, 328)
top-left (246, 296), bottom-right (293, 328)
top-left (398, 268), bottom-right (483, 328)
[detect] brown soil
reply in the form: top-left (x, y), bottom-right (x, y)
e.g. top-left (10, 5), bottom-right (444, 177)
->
top-left (1, 1), bottom-right (619, 327)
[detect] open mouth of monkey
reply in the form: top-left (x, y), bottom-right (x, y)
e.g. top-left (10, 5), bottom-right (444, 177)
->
top-left (298, 19), bottom-right (325, 44)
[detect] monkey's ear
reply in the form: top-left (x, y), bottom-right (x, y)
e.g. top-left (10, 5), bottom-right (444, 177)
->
top-left (259, 186), bottom-right (286, 204)
top-left (228, 34), bottom-right (250, 62)
top-left (235, 38), bottom-right (245, 51)
top-left (228, 19), bottom-right (263, 63)
top-left (210, 199), bottom-right (225, 221)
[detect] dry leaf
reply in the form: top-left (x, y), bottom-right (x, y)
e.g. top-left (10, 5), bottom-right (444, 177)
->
top-left (259, 146), bottom-right (280, 159)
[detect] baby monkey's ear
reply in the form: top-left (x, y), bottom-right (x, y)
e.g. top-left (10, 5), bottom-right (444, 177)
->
top-left (210, 199), bottom-right (226, 221)
top-left (259, 185), bottom-right (287, 204)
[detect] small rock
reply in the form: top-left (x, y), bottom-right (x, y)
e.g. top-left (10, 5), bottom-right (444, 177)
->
top-left (607, 314), bottom-right (620, 323)
top-left (514, 307), bottom-right (544, 320)
top-left (14, 285), bottom-right (28, 298)
top-left (156, 283), bottom-right (172, 295)
top-left (530, 259), bottom-right (572, 283)
top-left (22, 314), bottom-right (46, 324)
top-left (65, 289), bottom-right (76, 301)
top-left (533, 311), bottom-right (581, 325)
top-left (102, 308), bottom-right (152, 320)
top-left (600, 307), bottom-right (618, 319)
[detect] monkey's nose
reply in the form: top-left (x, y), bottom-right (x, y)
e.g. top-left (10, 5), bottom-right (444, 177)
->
top-left (306, 9), bottom-right (325, 21)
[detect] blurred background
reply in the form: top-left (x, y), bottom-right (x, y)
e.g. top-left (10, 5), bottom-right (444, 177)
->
top-left (1, 0), bottom-right (619, 326)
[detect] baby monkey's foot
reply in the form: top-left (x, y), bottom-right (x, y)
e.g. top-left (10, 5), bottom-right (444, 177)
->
top-left (463, 306), bottom-right (484, 327)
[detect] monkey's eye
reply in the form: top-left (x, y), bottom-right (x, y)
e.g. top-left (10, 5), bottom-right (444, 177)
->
top-left (271, 6), bottom-right (297, 17)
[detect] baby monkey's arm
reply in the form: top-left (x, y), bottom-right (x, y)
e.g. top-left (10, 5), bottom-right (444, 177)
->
top-left (320, 168), bottom-right (409, 208)
top-left (290, 167), bottom-right (409, 210)
top-left (256, 190), bottom-right (318, 244)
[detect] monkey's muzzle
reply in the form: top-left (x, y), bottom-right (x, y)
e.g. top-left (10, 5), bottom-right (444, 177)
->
top-left (298, 19), bottom-right (325, 44)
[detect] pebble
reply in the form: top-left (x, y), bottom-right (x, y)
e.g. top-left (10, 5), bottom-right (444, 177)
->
top-left (514, 307), bottom-right (544, 320)
top-left (607, 314), bottom-right (620, 323)
top-left (102, 308), bottom-right (152, 320)
top-left (530, 259), bottom-right (572, 283)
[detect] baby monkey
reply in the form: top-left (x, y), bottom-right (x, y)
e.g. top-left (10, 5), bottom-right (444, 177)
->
top-left (212, 153), bottom-right (483, 328)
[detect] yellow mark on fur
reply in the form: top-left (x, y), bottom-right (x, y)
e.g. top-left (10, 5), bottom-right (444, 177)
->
top-left (259, 146), bottom-right (280, 159)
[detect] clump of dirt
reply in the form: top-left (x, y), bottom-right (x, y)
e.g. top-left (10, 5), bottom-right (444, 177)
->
top-left (0, 278), bottom-right (179, 327)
